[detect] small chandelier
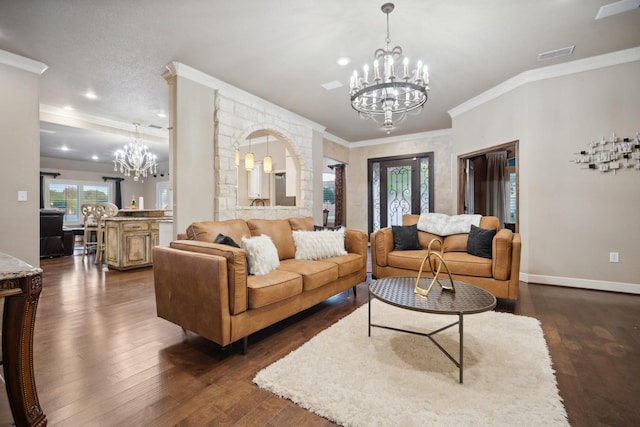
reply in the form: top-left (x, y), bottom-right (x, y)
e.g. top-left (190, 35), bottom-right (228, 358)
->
top-left (263, 135), bottom-right (273, 173)
top-left (114, 123), bottom-right (158, 181)
top-left (350, 3), bottom-right (429, 133)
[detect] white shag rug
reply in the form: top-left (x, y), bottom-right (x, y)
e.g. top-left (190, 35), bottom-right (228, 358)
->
top-left (254, 300), bottom-right (569, 427)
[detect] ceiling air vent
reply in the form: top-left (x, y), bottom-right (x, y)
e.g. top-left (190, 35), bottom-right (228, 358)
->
top-left (537, 46), bottom-right (575, 61)
top-left (148, 124), bottom-right (163, 129)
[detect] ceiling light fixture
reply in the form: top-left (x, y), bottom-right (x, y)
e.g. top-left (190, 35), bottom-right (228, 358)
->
top-left (263, 135), bottom-right (273, 173)
top-left (85, 91), bottom-right (97, 99)
top-left (245, 136), bottom-right (255, 171)
top-left (113, 123), bottom-right (158, 182)
top-left (349, 3), bottom-right (429, 134)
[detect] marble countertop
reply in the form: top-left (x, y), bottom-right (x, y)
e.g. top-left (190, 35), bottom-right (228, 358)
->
top-left (0, 252), bottom-right (42, 280)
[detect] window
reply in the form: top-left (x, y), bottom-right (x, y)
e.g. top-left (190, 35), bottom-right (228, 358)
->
top-left (44, 179), bottom-right (112, 225)
top-left (156, 181), bottom-right (173, 215)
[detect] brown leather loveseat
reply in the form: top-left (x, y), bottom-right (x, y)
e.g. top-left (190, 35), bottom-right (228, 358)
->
top-left (370, 214), bottom-right (521, 300)
top-left (152, 217), bottom-right (368, 352)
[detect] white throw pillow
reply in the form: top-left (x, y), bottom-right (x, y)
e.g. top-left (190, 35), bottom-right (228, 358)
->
top-left (293, 228), bottom-right (347, 260)
top-left (241, 234), bottom-right (280, 276)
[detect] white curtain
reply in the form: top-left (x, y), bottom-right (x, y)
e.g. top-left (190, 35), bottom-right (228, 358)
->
top-left (486, 151), bottom-right (508, 226)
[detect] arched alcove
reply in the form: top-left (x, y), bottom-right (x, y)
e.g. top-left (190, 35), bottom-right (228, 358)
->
top-left (236, 127), bottom-right (301, 207)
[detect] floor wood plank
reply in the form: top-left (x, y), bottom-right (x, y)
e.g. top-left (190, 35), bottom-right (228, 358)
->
top-left (1, 253), bottom-right (638, 426)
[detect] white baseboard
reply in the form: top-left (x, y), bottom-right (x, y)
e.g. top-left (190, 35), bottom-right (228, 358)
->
top-left (520, 272), bottom-right (640, 295)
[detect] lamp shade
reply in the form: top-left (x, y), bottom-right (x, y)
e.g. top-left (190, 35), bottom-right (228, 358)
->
top-left (263, 155), bottom-right (273, 173)
top-left (245, 152), bottom-right (255, 171)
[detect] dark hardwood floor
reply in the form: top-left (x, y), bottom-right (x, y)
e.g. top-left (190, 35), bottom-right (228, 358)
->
top-left (1, 253), bottom-right (638, 426)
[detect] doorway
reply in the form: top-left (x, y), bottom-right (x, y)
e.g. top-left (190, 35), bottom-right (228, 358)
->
top-left (458, 141), bottom-right (518, 232)
top-left (368, 153), bottom-right (434, 234)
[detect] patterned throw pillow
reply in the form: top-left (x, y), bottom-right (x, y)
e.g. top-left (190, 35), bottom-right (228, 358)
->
top-left (292, 228), bottom-right (347, 260)
top-left (241, 234), bottom-right (280, 275)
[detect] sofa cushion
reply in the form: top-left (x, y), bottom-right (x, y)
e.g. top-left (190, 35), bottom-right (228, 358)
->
top-left (323, 253), bottom-right (363, 277)
top-left (288, 216), bottom-right (314, 231)
top-left (278, 259), bottom-right (339, 291)
top-left (387, 250), bottom-right (429, 271)
top-left (467, 225), bottom-right (496, 259)
top-left (392, 224), bottom-right (421, 250)
top-left (292, 229), bottom-right (347, 260)
top-left (247, 270), bottom-right (303, 309)
top-left (241, 235), bottom-right (280, 276)
top-left (443, 252), bottom-right (492, 278)
top-left (443, 234), bottom-right (468, 252)
top-left (247, 219), bottom-right (295, 260)
top-left (187, 219), bottom-right (251, 245)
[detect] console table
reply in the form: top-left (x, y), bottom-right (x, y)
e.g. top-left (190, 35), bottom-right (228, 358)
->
top-left (0, 252), bottom-right (47, 426)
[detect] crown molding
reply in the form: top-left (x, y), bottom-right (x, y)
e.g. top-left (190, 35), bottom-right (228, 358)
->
top-left (449, 47), bottom-right (640, 118)
top-left (350, 128), bottom-right (452, 148)
top-left (323, 132), bottom-right (351, 147)
top-left (165, 62), bottom-right (326, 134)
top-left (0, 49), bottom-right (48, 75)
top-left (39, 104), bottom-right (169, 140)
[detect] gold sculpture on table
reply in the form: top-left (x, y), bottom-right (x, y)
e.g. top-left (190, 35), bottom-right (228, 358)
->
top-left (414, 238), bottom-right (456, 297)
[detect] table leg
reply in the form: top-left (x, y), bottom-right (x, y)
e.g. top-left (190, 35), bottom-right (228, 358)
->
top-left (459, 312), bottom-right (464, 384)
top-left (2, 274), bottom-right (47, 427)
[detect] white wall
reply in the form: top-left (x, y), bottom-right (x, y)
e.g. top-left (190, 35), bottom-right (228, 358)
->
top-left (0, 59), bottom-right (43, 266)
top-left (451, 58), bottom-right (640, 292)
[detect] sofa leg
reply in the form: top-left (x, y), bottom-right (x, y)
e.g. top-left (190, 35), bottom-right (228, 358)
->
top-left (352, 286), bottom-right (357, 297)
top-left (241, 336), bottom-right (248, 355)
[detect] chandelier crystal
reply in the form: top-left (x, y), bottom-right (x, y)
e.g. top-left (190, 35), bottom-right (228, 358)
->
top-left (350, 3), bottom-right (429, 133)
top-left (113, 123), bottom-right (158, 182)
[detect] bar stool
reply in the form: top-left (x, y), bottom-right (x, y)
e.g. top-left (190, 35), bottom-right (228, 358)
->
top-left (81, 204), bottom-right (100, 261)
top-left (95, 202), bottom-right (119, 264)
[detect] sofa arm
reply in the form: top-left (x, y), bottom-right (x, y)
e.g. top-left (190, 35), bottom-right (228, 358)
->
top-left (345, 229), bottom-right (368, 269)
top-left (152, 246), bottom-right (233, 346)
top-left (166, 240), bottom-right (248, 315)
top-left (492, 229), bottom-right (513, 280)
top-left (370, 228), bottom-right (394, 267)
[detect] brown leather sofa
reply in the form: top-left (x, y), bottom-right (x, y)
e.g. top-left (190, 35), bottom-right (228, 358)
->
top-left (152, 217), bottom-right (368, 352)
top-left (370, 215), bottom-right (521, 300)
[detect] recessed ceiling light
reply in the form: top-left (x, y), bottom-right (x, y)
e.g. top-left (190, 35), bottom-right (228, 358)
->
top-left (156, 112), bottom-right (167, 118)
top-left (63, 105), bottom-right (74, 111)
top-left (337, 57), bottom-right (351, 66)
top-left (91, 155), bottom-right (98, 161)
top-left (85, 91), bottom-right (97, 99)
top-left (61, 146), bottom-right (69, 151)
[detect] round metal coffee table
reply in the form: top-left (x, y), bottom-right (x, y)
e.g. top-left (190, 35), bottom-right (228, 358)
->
top-left (369, 276), bottom-right (497, 383)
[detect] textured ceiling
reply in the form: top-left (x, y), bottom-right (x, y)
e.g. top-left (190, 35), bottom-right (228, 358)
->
top-left (1, 0), bottom-right (639, 164)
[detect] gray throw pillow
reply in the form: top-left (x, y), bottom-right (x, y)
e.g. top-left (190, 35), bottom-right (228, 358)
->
top-left (466, 224), bottom-right (496, 259)
top-left (391, 224), bottom-right (421, 251)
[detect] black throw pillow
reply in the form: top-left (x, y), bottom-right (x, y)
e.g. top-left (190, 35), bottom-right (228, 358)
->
top-left (467, 225), bottom-right (496, 259)
top-left (391, 224), bottom-right (421, 251)
top-left (215, 233), bottom-right (240, 248)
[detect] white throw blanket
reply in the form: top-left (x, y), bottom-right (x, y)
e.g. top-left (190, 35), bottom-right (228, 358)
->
top-left (417, 213), bottom-right (481, 236)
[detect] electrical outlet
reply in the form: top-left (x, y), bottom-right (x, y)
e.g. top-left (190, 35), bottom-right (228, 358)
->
top-left (609, 252), bottom-right (619, 263)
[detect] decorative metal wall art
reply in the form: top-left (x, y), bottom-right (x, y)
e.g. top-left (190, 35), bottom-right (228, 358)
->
top-left (572, 132), bottom-right (640, 173)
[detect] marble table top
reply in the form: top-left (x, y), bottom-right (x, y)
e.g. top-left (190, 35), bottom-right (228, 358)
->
top-left (0, 252), bottom-right (42, 280)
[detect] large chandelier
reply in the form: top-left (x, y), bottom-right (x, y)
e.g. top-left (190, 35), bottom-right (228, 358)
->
top-left (113, 123), bottom-right (158, 182)
top-left (350, 3), bottom-right (429, 133)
